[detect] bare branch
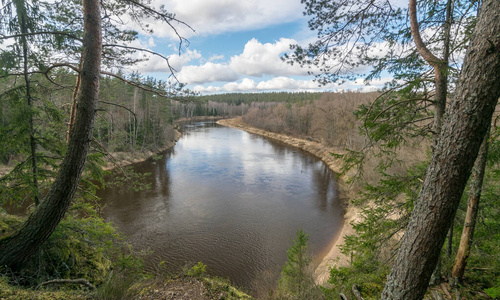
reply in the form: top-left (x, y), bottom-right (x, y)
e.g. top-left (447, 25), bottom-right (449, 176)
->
top-left (102, 43), bottom-right (179, 82)
top-left (98, 100), bottom-right (137, 133)
top-left (0, 31), bottom-right (82, 42)
top-left (122, 0), bottom-right (196, 54)
top-left (409, 0), bottom-right (443, 67)
top-left (36, 278), bottom-right (96, 291)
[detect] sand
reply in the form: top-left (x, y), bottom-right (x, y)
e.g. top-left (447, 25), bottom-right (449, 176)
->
top-left (216, 117), bottom-right (359, 285)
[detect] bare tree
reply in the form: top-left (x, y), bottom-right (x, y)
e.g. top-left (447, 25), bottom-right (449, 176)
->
top-left (451, 127), bottom-right (490, 284)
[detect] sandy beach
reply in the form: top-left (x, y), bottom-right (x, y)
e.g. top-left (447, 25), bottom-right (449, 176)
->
top-left (216, 117), bottom-right (358, 285)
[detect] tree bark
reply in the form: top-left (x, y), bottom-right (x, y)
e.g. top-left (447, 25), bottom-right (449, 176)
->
top-left (381, 0), bottom-right (500, 298)
top-left (0, 0), bottom-right (101, 269)
top-left (451, 127), bottom-right (490, 284)
top-left (409, 0), bottom-right (451, 139)
top-left (66, 57), bottom-right (83, 143)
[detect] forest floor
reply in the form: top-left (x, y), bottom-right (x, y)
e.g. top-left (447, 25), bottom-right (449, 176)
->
top-left (216, 117), bottom-right (361, 285)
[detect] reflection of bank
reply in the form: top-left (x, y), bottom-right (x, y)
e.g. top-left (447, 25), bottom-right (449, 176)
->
top-left (98, 120), bottom-right (344, 295)
top-left (216, 117), bottom-right (352, 285)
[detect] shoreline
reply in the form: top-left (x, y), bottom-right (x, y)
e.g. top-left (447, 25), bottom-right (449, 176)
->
top-left (216, 117), bottom-right (358, 285)
top-left (103, 117), bottom-right (225, 171)
top-left (102, 130), bottom-right (182, 171)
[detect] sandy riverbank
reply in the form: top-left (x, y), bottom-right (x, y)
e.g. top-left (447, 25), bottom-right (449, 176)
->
top-left (216, 117), bottom-right (360, 285)
top-left (102, 130), bottom-right (182, 171)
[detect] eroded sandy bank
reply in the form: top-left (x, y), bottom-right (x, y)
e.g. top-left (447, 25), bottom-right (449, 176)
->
top-left (103, 130), bottom-right (182, 171)
top-left (216, 117), bottom-right (359, 285)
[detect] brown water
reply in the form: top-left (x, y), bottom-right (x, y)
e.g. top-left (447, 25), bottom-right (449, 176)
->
top-left (98, 121), bottom-right (344, 294)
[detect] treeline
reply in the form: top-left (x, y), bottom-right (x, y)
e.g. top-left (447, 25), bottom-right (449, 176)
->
top-left (233, 92), bottom-right (500, 299)
top-left (242, 92), bottom-right (378, 149)
top-left (171, 91), bottom-right (324, 119)
top-left (194, 91), bottom-right (323, 105)
top-left (0, 72), bottom-right (178, 167)
top-left (97, 76), bottom-right (177, 152)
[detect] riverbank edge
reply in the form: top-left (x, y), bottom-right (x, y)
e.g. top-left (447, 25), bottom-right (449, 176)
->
top-left (216, 117), bottom-right (360, 286)
top-left (101, 116), bottom-right (225, 171)
top-left (102, 129), bottom-right (182, 171)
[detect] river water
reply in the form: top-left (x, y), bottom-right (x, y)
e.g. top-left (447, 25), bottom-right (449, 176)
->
top-left (98, 121), bottom-right (344, 294)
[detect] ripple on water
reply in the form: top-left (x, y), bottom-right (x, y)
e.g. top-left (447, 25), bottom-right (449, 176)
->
top-left (99, 122), bottom-right (344, 295)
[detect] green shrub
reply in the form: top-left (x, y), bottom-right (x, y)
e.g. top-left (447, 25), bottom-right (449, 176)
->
top-left (485, 286), bottom-right (500, 299)
top-left (276, 229), bottom-right (324, 299)
top-left (1, 206), bottom-right (144, 290)
top-left (186, 262), bottom-right (207, 278)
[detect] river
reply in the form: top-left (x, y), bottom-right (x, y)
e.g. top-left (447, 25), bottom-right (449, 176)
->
top-left (98, 121), bottom-right (344, 294)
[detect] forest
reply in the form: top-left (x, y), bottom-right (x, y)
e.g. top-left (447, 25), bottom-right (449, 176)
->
top-left (1, 0), bottom-right (500, 299)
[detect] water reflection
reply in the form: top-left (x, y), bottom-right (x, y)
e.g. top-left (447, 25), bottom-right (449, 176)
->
top-left (98, 121), bottom-right (344, 295)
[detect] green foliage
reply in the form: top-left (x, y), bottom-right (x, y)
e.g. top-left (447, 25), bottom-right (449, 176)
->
top-left (329, 132), bottom-right (500, 298)
top-left (325, 162), bottom-right (428, 299)
top-left (203, 276), bottom-right (253, 300)
top-left (0, 276), bottom-right (91, 300)
top-left (0, 74), bottom-right (67, 207)
top-left (185, 262), bottom-right (207, 278)
top-left (439, 142), bottom-right (500, 294)
top-left (0, 206), bottom-right (144, 288)
top-left (485, 286), bottom-right (500, 299)
top-left (96, 269), bottom-right (138, 300)
top-left (327, 264), bottom-right (388, 300)
top-left (276, 229), bottom-right (323, 300)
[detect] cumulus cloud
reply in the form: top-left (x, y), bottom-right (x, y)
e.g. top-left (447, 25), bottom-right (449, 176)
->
top-left (136, 49), bottom-right (202, 73)
top-left (177, 62), bottom-right (239, 83)
top-left (147, 0), bottom-right (305, 38)
top-left (229, 38), bottom-right (308, 77)
top-left (172, 38), bottom-right (309, 85)
top-left (209, 54), bottom-right (225, 62)
top-left (193, 76), bottom-right (393, 94)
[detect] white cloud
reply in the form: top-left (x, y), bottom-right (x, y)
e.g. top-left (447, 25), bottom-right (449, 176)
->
top-left (173, 38), bottom-right (309, 85)
top-left (147, 0), bottom-right (305, 38)
top-left (177, 62), bottom-right (239, 83)
top-left (209, 54), bottom-right (225, 62)
top-left (193, 76), bottom-right (393, 94)
top-left (136, 49), bottom-right (202, 73)
top-left (229, 38), bottom-right (308, 77)
top-left (148, 37), bottom-right (156, 47)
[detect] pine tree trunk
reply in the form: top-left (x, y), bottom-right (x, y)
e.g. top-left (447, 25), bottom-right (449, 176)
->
top-left (381, 0), bottom-right (500, 298)
top-left (0, 0), bottom-right (101, 270)
top-left (451, 127), bottom-right (490, 284)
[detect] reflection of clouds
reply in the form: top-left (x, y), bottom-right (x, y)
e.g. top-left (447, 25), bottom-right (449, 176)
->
top-left (100, 122), bottom-right (344, 292)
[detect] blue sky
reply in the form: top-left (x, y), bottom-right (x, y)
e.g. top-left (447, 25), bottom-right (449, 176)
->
top-left (128, 0), bottom-right (394, 94)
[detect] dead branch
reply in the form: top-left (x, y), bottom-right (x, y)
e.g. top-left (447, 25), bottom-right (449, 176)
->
top-left (352, 284), bottom-right (365, 300)
top-left (36, 278), bottom-right (96, 291)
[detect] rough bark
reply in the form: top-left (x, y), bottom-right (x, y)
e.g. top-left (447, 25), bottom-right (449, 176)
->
top-left (66, 57), bottom-right (83, 143)
top-left (451, 127), bottom-right (490, 284)
top-left (0, 0), bottom-right (101, 269)
top-left (381, 0), bottom-right (500, 298)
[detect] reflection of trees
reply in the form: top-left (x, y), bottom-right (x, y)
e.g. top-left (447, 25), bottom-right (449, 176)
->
top-left (99, 150), bottom-right (172, 227)
top-left (262, 135), bottom-right (341, 212)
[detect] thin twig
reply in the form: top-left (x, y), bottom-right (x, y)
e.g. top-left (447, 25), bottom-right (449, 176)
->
top-left (36, 278), bottom-right (96, 291)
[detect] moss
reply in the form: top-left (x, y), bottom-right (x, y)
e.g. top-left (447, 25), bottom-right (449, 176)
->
top-left (0, 277), bottom-right (92, 300)
top-left (0, 213), bottom-right (24, 239)
top-left (203, 276), bottom-right (253, 300)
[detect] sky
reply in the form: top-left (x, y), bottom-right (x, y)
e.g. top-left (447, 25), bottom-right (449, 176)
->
top-left (127, 0), bottom-right (394, 95)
